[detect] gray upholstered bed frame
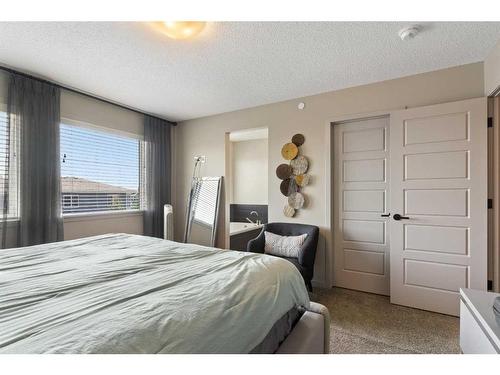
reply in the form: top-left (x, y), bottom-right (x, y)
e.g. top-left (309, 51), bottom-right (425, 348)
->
top-left (277, 302), bottom-right (330, 354)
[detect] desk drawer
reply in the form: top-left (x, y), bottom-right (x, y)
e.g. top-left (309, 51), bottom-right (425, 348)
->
top-left (460, 301), bottom-right (498, 354)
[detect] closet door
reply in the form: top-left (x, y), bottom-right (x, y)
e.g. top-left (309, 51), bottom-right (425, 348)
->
top-left (390, 98), bottom-right (487, 316)
top-left (333, 116), bottom-right (390, 295)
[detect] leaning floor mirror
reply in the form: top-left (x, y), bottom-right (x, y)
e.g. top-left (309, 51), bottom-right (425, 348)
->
top-left (184, 176), bottom-right (223, 247)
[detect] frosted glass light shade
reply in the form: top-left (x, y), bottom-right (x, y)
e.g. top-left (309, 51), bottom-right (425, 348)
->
top-left (161, 21), bottom-right (206, 39)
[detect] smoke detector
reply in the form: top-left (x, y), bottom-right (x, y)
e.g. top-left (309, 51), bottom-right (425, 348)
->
top-left (398, 25), bottom-right (420, 41)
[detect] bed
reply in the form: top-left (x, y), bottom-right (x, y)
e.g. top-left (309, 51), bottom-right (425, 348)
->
top-left (0, 233), bottom-right (329, 354)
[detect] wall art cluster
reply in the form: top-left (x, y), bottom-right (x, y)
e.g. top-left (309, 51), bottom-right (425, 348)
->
top-left (276, 133), bottom-right (310, 217)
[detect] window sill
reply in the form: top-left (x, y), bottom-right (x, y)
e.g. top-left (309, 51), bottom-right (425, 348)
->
top-left (0, 219), bottom-right (20, 228)
top-left (63, 210), bottom-right (144, 223)
top-left (0, 211), bottom-right (144, 226)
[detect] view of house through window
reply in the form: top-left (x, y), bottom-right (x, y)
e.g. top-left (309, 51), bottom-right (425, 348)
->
top-left (60, 123), bottom-right (143, 214)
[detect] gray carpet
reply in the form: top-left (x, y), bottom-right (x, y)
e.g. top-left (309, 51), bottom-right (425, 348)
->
top-left (310, 287), bottom-right (460, 354)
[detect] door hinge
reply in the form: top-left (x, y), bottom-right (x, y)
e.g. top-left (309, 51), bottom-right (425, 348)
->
top-left (488, 279), bottom-right (493, 291)
top-left (488, 117), bottom-right (493, 128)
top-left (488, 199), bottom-right (493, 209)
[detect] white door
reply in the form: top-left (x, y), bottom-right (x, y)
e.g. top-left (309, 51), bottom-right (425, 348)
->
top-left (390, 98), bottom-right (488, 316)
top-left (333, 116), bottom-right (390, 295)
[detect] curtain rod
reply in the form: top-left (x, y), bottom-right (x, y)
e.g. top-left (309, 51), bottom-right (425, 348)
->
top-left (0, 65), bottom-right (177, 126)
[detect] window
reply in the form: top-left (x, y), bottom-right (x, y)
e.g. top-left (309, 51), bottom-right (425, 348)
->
top-left (60, 123), bottom-right (144, 214)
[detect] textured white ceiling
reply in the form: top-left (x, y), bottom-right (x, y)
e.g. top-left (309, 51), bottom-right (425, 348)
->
top-left (0, 22), bottom-right (499, 121)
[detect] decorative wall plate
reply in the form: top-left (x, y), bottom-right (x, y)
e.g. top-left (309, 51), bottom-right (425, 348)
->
top-left (292, 133), bottom-right (305, 147)
top-left (280, 178), bottom-right (298, 197)
top-left (276, 163), bottom-right (292, 180)
top-left (290, 155), bottom-right (308, 175)
top-left (295, 174), bottom-right (310, 187)
top-left (278, 134), bottom-right (309, 218)
top-left (288, 192), bottom-right (305, 209)
top-left (283, 204), bottom-right (295, 218)
top-left (281, 142), bottom-right (298, 160)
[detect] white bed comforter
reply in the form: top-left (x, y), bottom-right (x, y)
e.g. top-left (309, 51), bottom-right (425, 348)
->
top-left (0, 233), bottom-right (309, 353)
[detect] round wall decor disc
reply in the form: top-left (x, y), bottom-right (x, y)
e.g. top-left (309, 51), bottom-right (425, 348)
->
top-left (280, 178), bottom-right (298, 197)
top-left (295, 174), bottom-right (310, 187)
top-left (290, 155), bottom-right (308, 175)
top-left (281, 143), bottom-right (298, 160)
top-left (276, 164), bottom-right (292, 180)
top-left (292, 134), bottom-right (305, 147)
top-left (283, 204), bottom-right (295, 218)
top-left (288, 192), bottom-right (305, 209)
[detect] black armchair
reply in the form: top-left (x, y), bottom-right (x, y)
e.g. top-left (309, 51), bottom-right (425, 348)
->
top-left (247, 222), bottom-right (319, 292)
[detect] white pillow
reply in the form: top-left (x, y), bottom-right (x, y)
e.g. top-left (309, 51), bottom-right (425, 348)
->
top-left (264, 231), bottom-right (307, 258)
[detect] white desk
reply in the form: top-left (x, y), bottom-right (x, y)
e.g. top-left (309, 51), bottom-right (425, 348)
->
top-left (460, 288), bottom-right (500, 354)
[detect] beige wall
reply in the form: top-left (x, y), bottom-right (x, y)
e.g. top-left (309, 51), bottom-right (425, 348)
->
top-left (64, 213), bottom-right (143, 240)
top-left (485, 39), bottom-right (500, 96)
top-left (174, 62), bottom-right (485, 287)
top-left (231, 138), bottom-right (268, 205)
top-left (61, 90), bottom-right (144, 137)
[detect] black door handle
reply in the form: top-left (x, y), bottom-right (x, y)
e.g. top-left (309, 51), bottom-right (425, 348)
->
top-left (380, 213), bottom-right (391, 217)
top-left (393, 214), bottom-right (409, 221)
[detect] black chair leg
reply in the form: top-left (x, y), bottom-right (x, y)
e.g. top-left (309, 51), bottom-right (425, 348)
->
top-left (306, 280), bottom-right (313, 292)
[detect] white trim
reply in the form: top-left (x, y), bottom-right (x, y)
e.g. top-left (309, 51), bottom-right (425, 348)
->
top-left (493, 97), bottom-right (500, 292)
top-left (63, 210), bottom-right (143, 223)
top-left (0, 219), bottom-right (19, 228)
top-left (1, 211), bottom-right (144, 226)
top-left (224, 131), bottom-right (232, 250)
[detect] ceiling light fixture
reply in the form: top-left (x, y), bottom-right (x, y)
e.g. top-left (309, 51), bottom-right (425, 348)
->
top-left (160, 21), bottom-right (206, 40)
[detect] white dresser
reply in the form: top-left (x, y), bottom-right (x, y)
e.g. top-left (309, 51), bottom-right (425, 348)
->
top-left (460, 288), bottom-right (500, 354)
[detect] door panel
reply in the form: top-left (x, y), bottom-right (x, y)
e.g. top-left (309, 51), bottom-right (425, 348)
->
top-left (404, 189), bottom-right (469, 217)
top-left (390, 98), bottom-right (487, 316)
top-left (404, 260), bottom-right (468, 292)
top-left (404, 112), bottom-right (469, 145)
top-left (404, 151), bottom-right (468, 180)
top-left (405, 225), bottom-right (468, 255)
top-left (343, 220), bottom-right (385, 243)
top-left (334, 116), bottom-right (390, 295)
top-left (343, 128), bottom-right (385, 152)
top-left (343, 159), bottom-right (385, 182)
top-left (343, 190), bottom-right (385, 212)
top-left (344, 249), bottom-right (385, 275)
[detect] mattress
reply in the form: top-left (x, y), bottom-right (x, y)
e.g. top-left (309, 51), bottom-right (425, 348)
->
top-left (250, 306), bottom-right (304, 353)
top-left (0, 233), bottom-right (310, 353)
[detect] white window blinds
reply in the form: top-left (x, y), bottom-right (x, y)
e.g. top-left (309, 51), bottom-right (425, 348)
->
top-left (0, 110), bottom-right (18, 218)
top-left (0, 111), bottom-right (8, 216)
top-left (60, 123), bottom-right (144, 214)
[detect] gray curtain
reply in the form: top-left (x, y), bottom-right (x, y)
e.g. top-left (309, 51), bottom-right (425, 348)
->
top-left (1, 73), bottom-right (63, 248)
top-left (143, 115), bottom-right (172, 238)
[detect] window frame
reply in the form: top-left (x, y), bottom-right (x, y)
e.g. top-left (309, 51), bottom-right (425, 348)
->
top-left (59, 117), bottom-right (146, 218)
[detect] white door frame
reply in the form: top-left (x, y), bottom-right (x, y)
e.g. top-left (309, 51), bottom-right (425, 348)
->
top-left (326, 99), bottom-right (489, 304)
top-left (491, 96), bottom-right (500, 292)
